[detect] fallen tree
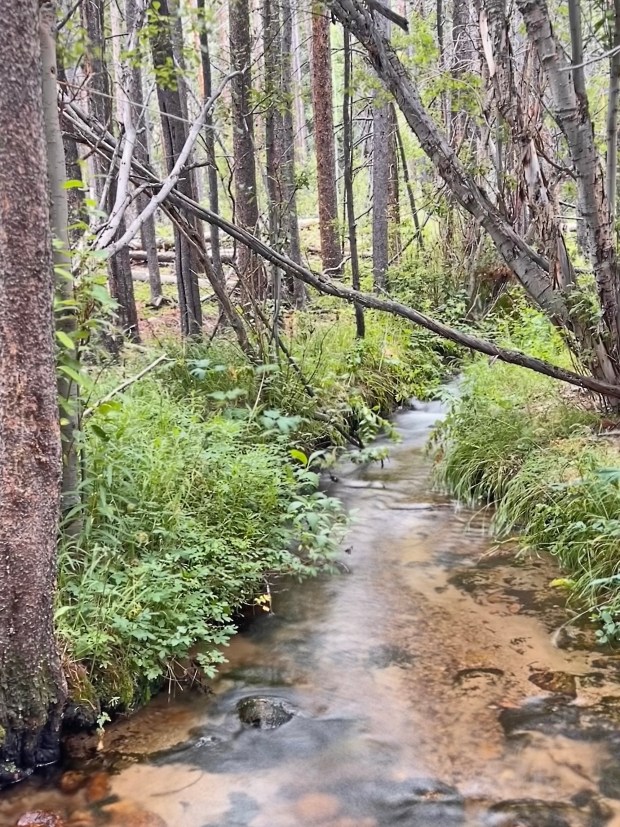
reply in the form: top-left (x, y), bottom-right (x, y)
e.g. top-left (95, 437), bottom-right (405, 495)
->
top-left (62, 100), bottom-right (620, 401)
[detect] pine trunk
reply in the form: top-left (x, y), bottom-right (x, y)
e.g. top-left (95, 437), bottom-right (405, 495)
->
top-left (151, 0), bottom-right (204, 335)
top-left (229, 0), bottom-right (265, 299)
top-left (82, 0), bottom-right (140, 342)
top-left (0, 0), bottom-right (67, 783)
top-left (311, 5), bottom-right (341, 273)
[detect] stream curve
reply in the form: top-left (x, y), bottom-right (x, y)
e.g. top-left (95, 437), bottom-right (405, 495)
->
top-left (5, 400), bottom-right (620, 826)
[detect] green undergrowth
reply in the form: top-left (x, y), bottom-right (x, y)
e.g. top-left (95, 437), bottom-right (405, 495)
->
top-left (57, 307), bottom-right (449, 717)
top-left (431, 310), bottom-right (620, 640)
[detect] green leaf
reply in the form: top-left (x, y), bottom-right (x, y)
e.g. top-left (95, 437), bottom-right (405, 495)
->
top-left (55, 330), bottom-right (75, 350)
top-left (289, 449), bottom-right (308, 465)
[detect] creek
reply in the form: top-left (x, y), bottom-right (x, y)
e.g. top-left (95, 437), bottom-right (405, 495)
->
top-left (5, 399), bottom-right (620, 826)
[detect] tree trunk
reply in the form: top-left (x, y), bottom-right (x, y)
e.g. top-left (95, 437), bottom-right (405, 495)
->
top-left (151, 0), bottom-right (204, 335)
top-left (291, 2), bottom-right (309, 164)
top-left (229, 0), bottom-right (265, 299)
top-left (40, 0), bottom-right (81, 524)
top-left (0, 0), bottom-right (67, 783)
top-left (82, 0), bottom-right (140, 342)
top-left (281, 0), bottom-right (306, 305)
top-left (330, 1), bottom-right (580, 334)
top-left (126, 0), bottom-right (162, 303)
top-left (518, 0), bottom-right (620, 380)
top-left (607, 0), bottom-right (620, 225)
top-left (311, 5), bottom-right (341, 273)
top-left (388, 103), bottom-right (401, 261)
top-left (372, 9), bottom-right (391, 289)
top-left (395, 119), bottom-right (423, 247)
top-left (343, 27), bottom-right (365, 337)
top-left (197, 0), bottom-right (224, 281)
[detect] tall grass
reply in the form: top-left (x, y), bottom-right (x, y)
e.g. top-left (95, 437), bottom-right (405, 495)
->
top-left (432, 310), bottom-right (620, 640)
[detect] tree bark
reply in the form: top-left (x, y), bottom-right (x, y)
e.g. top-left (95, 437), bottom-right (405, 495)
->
top-left (0, 0), bottom-right (67, 782)
top-left (518, 0), bottom-right (620, 379)
top-left (607, 0), bottom-right (620, 225)
top-left (329, 0), bottom-right (592, 344)
top-left (82, 0), bottom-right (140, 342)
top-left (372, 9), bottom-right (391, 289)
top-left (40, 0), bottom-right (81, 524)
top-left (229, 0), bottom-right (265, 299)
top-left (126, 0), bottom-right (162, 303)
top-left (197, 0), bottom-right (224, 282)
top-left (151, 0), bottom-right (204, 335)
top-left (311, 4), bottom-right (341, 273)
top-left (281, 0), bottom-right (306, 305)
top-left (343, 27), bottom-right (365, 336)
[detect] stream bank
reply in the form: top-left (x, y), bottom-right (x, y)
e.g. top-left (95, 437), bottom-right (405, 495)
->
top-left (5, 399), bottom-right (620, 826)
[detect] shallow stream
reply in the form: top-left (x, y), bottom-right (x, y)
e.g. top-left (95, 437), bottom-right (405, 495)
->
top-left (6, 400), bottom-right (620, 826)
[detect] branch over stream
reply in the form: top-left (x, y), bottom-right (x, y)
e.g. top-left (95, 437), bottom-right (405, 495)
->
top-left (64, 105), bottom-right (620, 400)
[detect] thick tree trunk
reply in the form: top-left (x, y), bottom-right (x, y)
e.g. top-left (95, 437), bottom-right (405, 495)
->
top-left (0, 0), bottom-right (67, 783)
top-left (311, 5), bottom-right (341, 273)
top-left (343, 27), bottom-right (365, 336)
top-left (229, 0), bottom-right (265, 299)
top-left (40, 1), bottom-right (81, 524)
top-left (82, 0), bottom-right (140, 341)
top-left (151, 0), bottom-right (204, 335)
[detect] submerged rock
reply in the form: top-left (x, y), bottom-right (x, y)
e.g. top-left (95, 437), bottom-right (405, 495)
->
top-left (236, 696), bottom-right (296, 729)
top-left (485, 796), bottom-right (609, 827)
top-left (528, 670), bottom-right (577, 698)
top-left (16, 813), bottom-right (64, 827)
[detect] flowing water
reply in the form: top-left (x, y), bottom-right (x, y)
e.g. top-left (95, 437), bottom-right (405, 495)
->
top-left (6, 400), bottom-right (620, 826)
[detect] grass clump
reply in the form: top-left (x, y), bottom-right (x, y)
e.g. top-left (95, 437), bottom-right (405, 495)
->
top-left (432, 310), bottom-right (620, 640)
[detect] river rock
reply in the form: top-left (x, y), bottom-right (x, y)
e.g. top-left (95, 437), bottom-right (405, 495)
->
top-left (528, 670), bottom-right (577, 697)
top-left (486, 798), bottom-right (578, 826)
top-left (16, 813), bottom-right (64, 827)
top-left (236, 696), bottom-right (295, 729)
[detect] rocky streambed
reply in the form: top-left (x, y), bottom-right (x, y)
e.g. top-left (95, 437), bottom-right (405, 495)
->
top-left (5, 399), bottom-right (620, 826)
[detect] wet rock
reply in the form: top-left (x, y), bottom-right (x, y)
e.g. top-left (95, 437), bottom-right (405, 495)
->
top-left (487, 799), bottom-right (573, 826)
top-left (339, 777), bottom-right (464, 826)
top-left (84, 772), bottom-right (112, 803)
top-left (16, 813), bottom-right (64, 827)
top-left (58, 772), bottom-right (86, 795)
top-left (367, 644), bottom-right (414, 670)
top-left (63, 702), bottom-right (98, 732)
top-left (102, 802), bottom-right (167, 827)
top-left (499, 697), bottom-right (580, 740)
top-left (224, 665), bottom-right (292, 686)
top-left (236, 696), bottom-right (295, 730)
top-left (599, 762), bottom-right (620, 799)
top-left (529, 670), bottom-right (577, 698)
